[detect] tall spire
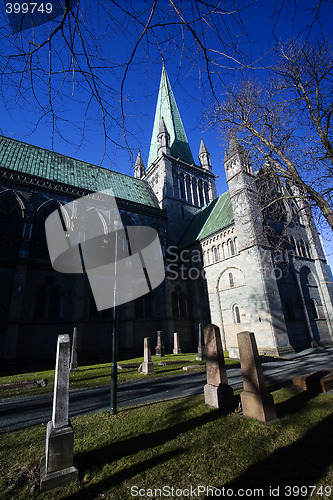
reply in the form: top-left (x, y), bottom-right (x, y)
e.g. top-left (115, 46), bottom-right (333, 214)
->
top-left (147, 65), bottom-right (194, 167)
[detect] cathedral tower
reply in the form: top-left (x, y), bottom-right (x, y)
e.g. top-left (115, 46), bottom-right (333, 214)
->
top-left (142, 64), bottom-right (217, 244)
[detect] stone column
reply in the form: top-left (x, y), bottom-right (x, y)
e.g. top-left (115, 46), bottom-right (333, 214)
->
top-left (196, 323), bottom-right (205, 361)
top-left (155, 330), bottom-right (165, 357)
top-left (237, 331), bottom-right (277, 423)
top-left (139, 337), bottom-right (154, 374)
top-left (204, 324), bottom-right (234, 410)
top-left (40, 334), bottom-right (78, 491)
top-left (173, 332), bottom-right (181, 354)
top-left (70, 327), bottom-right (78, 371)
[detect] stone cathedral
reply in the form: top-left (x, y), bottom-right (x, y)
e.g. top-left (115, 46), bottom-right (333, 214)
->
top-left (1, 65), bottom-right (333, 364)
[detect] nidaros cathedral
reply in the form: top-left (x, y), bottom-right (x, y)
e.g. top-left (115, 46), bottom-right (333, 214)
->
top-left (1, 65), bottom-right (333, 364)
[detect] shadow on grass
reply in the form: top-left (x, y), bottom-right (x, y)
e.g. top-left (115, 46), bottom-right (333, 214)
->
top-left (63, 449), bottom-right (184, 500)
top-left (275, 388), bottom-right (320, 419)
top-left (66, 404), bottom-right (229, 498)
top-left (206, 413), bottom-right (333, 498)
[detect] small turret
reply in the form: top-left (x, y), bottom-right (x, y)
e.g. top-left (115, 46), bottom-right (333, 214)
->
top-left (198, 138), bottom-right (211, 170)
top-left (134, 150), bottom-right (145, 179)
top-left (224, 132), bottom-right (253, 182)
top-left (157, 117), bottom-right (171, 156)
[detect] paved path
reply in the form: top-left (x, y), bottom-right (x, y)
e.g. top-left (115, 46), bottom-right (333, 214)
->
top-left (1, 346), bottom-right (332, 431)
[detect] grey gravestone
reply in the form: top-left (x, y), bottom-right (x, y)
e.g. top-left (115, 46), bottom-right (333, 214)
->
top-left (40, 334), bottom-right (78, 491)
top-left (196, 323), bottom-right (205, 361)
top-left (70, 327), bottom-right (78, 371)
top-left (237, 331), bottom-right (277, 423)
top-left (204, 324), bottom-right (234, 410)
top-left (138, 337), bottom-right (154, 374)
top-left (155, 330), bottom-right (165, 357)
top-left (173, 332), bottom-right (181, 354)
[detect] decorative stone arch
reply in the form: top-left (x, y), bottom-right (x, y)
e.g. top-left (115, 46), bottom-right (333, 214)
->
top-left (217, 267), bottom-right (245, 291)
top-left (0, 189), bottom-right (25, 219)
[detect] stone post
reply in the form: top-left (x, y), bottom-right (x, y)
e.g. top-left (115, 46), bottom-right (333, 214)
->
top-left (139, 337), bottom-right (154, 374)
top-left (40, 335), bottom-right (78, 491)
top-left (196, 323), bottom-right (205, 361)
top-left (173, 332), bottom-right (181, 354)
top-left (155, 330), bottom-right (165, 357)
top-left (204, 324), bottom-right (234, 410)
top-left (70, 327), bottom-right (78, 371)
top-left (237, 331), bottom-right (277, 423)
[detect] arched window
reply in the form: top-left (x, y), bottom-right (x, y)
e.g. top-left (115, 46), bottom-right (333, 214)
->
top-left (233, 304), bottom-right (241, 324)
top-left (300, 240), bottom-right (307, 258)
top-left (213, 246), bottom-right (219, 262)
top-left (206, 248), bottom-right (210, 265)
top-left (229, 272), bottom-right (234, 288)
top-left (306, 244), bottom-right (311, 259)
top-left (229, 239), bottom-right (235, 256)
top-left (221, 242), bottom-right (226, 260)
top-left (296, 241), bottom-right (302, 256)
top-left (179, 174), bottom-right (185, 199)
top-left (290, 236), bottom-right (296, 256)
top-left (192, 178), bottom-right (198, 205)
top-left (186, 176), bottom-right (192, 204)
top-left (198, 180), bottom-right (204, 206)
top-left (234, 238), bottom-right (238, 254)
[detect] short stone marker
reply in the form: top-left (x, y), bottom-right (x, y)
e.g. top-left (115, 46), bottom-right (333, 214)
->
top-left (293, 371), bottom-right (331, 392)
top-left (320, 370), bottom-right (333, 392)
top-left (183, 364), bottom-right (202, 371)
top-left (237, 331), bottom-right (277, 423)
top-left (155, 330), bottom-right (165, 357)
top-left (204, 324), bottom-right (234, 410)
top-left (138, 337), bottom-right (154, 374)
top-left (70, 327), bottom-right (78, 371)
top-left (196, 323), bottom-right (205, 361)
top-left (173, 332), bottom-right (181, 354)
top-left (40, 334), bottom-right (78, 491)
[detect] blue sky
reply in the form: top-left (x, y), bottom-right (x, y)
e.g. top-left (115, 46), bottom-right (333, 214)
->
top-left (0, 0), bottom-right (332, 266)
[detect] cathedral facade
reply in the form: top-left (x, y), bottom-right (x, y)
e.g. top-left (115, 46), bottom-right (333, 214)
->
top-left (1, 66), bottom-right (333, 364)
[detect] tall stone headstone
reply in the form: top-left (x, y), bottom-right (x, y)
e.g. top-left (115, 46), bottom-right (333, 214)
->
top-left (196, 323), bottom-right (205, 361)
top-left (40, 334), bottom-right (78, 491)
top-left (139, 337), bottom-right (154, 374)
top-left (155, 330), bottom-right (165, 357)
top-left (173, 332), bottom-right (181, 354)
top-left (237, 331), bottom-right (277, 423)
top-left (70, 327), bottom-right (78, 371)
top-left (204, 324), bottom-right (234, 410)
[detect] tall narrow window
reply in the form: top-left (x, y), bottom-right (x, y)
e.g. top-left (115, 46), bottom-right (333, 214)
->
top-left (229, 239), bottom-right (235, 256)
top-left (233, 305), bottom-right (241, 324)
top-left (229, 272), bottom-right (234, 288)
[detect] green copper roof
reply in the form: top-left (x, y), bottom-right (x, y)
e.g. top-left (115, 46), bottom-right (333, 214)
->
top-left (147, 65), bottom-right (194, 166)
top-left (178, 191), bottom-right (234, 248)
top-left (0, 135), bottom-right (159, 208)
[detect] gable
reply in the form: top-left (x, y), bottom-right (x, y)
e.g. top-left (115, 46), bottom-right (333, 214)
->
top-left (178, 191), bottom-right (234, 248)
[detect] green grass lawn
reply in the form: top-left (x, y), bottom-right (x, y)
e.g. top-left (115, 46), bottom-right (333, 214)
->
top-left (0, 353), bottom-right (239, 399)
top-left (0, 386), bottom-right (332, 499)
